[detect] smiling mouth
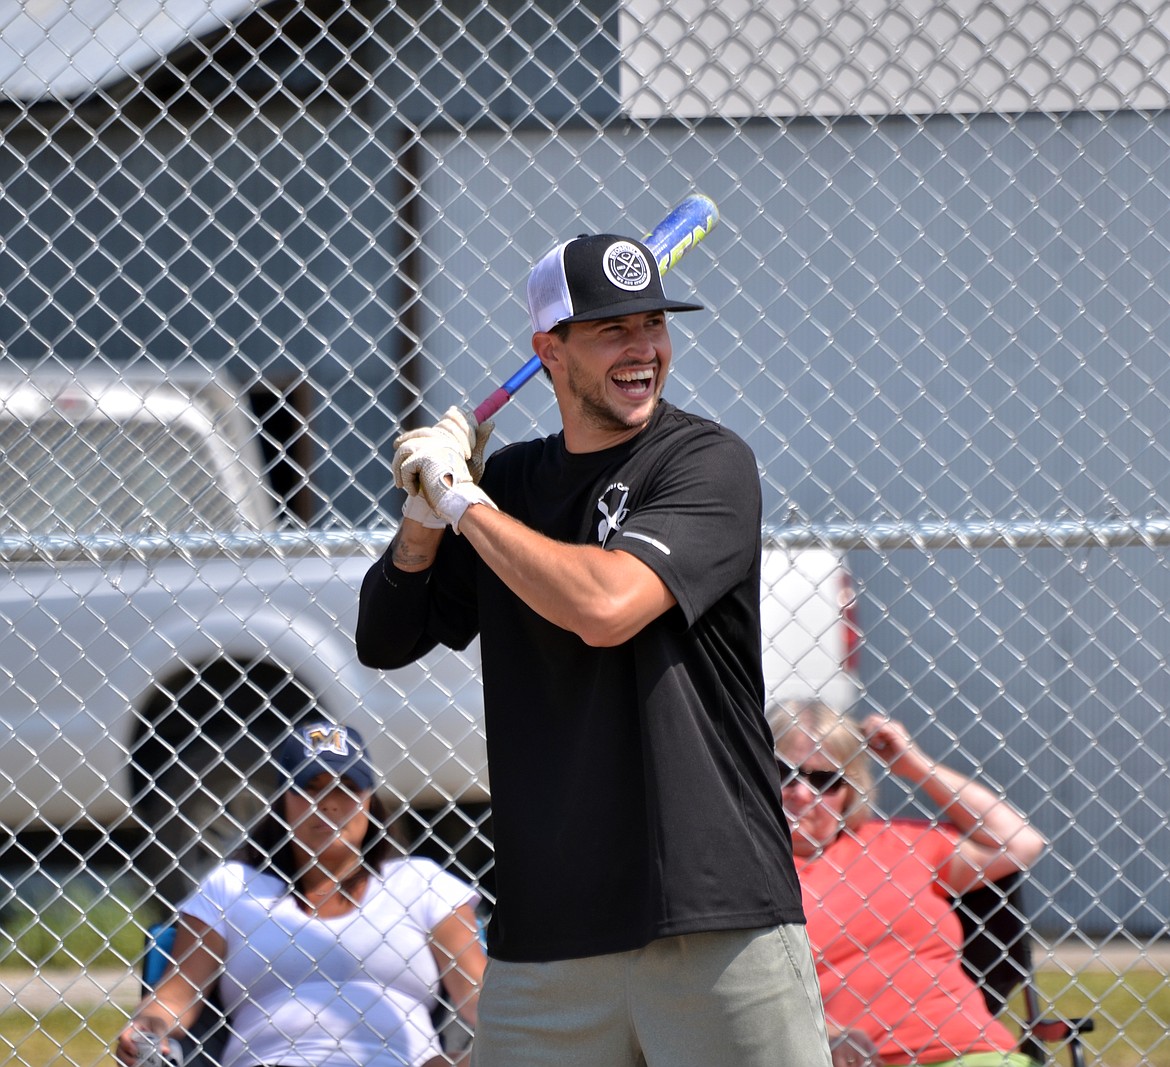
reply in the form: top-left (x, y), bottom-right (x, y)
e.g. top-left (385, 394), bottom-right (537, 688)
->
top-left (612, 366), bottom-right (654, 395)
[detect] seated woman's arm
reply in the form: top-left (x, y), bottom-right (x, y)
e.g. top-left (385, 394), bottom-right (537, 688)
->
top-left (425, 902), bottom-right (487, 1067)
top-left (863, 715), bottom-right (1047, 895)
top-left (829, 1027), bottom-right (885, 1067)
top-left (115, 915), bottom-right (226, 1065)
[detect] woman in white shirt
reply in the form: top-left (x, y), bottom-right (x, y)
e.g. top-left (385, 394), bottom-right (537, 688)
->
top-left (117, 721), bottom-right (485, 1067)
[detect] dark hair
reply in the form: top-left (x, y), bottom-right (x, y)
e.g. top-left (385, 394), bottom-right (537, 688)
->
top-left (232, 787), bottom-right (399, 888)
top-left (537, 322), bottom-right (573, 382)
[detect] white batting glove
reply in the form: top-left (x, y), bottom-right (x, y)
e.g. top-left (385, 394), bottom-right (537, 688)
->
top-left (391, 407), bottom-right (498, 532)
top-left (432, 479), bottom-right (499, 534)
top-left (397, 443), bottom-right (499, 534)
top-left (392, 407), bottom-right (494, 492)
top-left (401, 492), bottom-right (448, 529)
top-left (402, 472), bottom-right (495, 532)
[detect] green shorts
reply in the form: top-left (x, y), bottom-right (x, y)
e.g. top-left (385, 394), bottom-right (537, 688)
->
top-left (895, 1053), bottom-right (1039, 1067)
top-left (470, 923), bottom-right (833, 1067)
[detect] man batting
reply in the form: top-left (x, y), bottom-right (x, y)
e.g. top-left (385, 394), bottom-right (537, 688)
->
top-left (356, 228), bottom-right (833, 1067)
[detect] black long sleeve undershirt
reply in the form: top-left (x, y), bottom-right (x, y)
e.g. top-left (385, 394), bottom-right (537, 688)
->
top-left (354, 552), bottom-right (438, 669)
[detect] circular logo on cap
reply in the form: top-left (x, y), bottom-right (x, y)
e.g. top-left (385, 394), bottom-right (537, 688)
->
top-left (602, 241), bottom-right (651, 292)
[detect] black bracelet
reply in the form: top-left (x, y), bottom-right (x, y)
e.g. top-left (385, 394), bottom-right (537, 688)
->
top-left (379, 554), bottom-right (432, 587)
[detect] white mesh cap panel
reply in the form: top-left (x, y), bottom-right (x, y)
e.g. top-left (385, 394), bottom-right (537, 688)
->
top-left (526, 241), bottom-right (574, 333)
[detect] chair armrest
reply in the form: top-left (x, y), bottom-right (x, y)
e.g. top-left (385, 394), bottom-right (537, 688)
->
top-left (1030, 1016), bottom-right (1095, 1041)
top-left (1026, 1015), bottom-right (1094, 1067)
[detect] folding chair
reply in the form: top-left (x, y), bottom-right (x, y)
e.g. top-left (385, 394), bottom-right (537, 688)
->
top-left (955, 873), bottom-right (1095, 1067)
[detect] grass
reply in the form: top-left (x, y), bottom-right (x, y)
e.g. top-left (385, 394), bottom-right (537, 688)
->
top-left (0, 884), bottom-right (153, 972)
top-left (3, 968), bottom-right (1168, 1067)
top-left (0, 940), bottom-right (1166, 1067)
top-left (0, 1005), bottom-right (126, 1067)
top-left (1011, 964), bottom-right (1170, 1067)
top-left (0, 878), bottom-right (153, 1065)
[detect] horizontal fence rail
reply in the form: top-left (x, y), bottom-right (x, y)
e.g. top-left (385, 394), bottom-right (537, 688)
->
top-left (6, 516), bottom-right (1170, 562)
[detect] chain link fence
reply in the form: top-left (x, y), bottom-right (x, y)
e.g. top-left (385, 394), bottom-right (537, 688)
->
top-left (1, 0), bottom-right (1169, 1064)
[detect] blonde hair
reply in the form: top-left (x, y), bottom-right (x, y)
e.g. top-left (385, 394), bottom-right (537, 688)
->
top-left (769, 698), bottom-right (875, 829)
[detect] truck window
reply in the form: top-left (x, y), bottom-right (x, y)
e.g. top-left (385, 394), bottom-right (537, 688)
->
top-left (1, 412), bottom-right (246, 535)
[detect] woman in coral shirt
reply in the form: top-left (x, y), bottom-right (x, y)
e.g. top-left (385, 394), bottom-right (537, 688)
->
top-left (773, 701), bottom-right (1046, 1067)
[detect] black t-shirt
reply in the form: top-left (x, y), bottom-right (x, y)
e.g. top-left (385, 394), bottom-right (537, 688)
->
top-left (358, 402), bottom-right (804, 961)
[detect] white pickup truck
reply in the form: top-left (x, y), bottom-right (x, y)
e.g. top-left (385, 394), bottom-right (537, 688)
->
top-left (0, 365), bottom-right (858, 903)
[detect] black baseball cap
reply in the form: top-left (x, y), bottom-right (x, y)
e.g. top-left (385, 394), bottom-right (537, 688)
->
top-left (278, 722), bottom-right (375, 792)
top-left (527, 233), bottom-right (704, 333)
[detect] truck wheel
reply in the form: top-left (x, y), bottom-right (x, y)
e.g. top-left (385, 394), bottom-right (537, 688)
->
top-left (140, 728), bottom-right (278, 907)
top-left (132, 662), bottom-right (312, 908)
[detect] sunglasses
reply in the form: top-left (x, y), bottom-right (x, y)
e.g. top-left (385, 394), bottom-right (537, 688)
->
top-left (775, 757), bottom-right (846, 794)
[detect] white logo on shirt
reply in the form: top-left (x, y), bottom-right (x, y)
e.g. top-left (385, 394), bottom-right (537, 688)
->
top-left (596, 483), bottom-right (631, 545)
